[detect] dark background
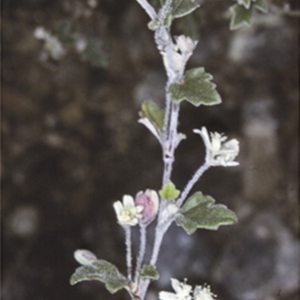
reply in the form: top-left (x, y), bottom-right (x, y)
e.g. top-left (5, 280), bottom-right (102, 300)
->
top-left (2, 0), bottom-right (299, 299)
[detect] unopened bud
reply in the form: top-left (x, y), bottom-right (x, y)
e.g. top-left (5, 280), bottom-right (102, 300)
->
top-left (175, 35), bottom-right (198, 54)
top-left (135, 189), bottom-right (159, 225)
top-left (74, 249), bottom-right (97, 266)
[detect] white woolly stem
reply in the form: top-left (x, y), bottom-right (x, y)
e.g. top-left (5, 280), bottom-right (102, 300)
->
top-left (124, 225), bottom-right (133, 281)
top-left (177, 162), bottom-right (211, 208)
top-left (135, 0), bottom-right (157, 20)
top-left (134, 224), bottom-right (147, 283)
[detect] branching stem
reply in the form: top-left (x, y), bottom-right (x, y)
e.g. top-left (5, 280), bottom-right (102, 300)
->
top-left (177, 162), bottom-right (211, 207)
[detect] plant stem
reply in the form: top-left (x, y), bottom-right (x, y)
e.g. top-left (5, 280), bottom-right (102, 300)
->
top-left (138, 221), bottom-right (172, 299)
top-left (134, 224), bottom-right (147, 283)
top-left (124, 226), bottom-right (133, 281)
top-left (135, 0), bottom-right (157, 20)
top-left (177, 162), bottom-right (211, 207)
top-left (163, 100), bottom-right (180, 185)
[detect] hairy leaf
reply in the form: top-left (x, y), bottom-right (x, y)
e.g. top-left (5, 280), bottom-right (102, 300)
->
top-left (169, 68), bottom-right (221, 107)
top-left (254, 0), bottom-right (268, 13)
top-left (140, 265), bottom-right (160, 280)
top-left (70, 259), bottom-right (129, 294)
top-left (237, 0), bottom-right (252, 9)
top-left (176, 192), bottom-right (238, 234)
top-left (141, 100), bottom-right (164, 131)
top-left (230, 4), bottom-right (254, 30)
top-left (159, 181), bottom-right (180, 200)
top-left (160, 0), bottom-right (200, 19)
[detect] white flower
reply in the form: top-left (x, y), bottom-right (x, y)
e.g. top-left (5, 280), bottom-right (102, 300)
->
top-left (194, 284), bottom-right (217, 300)
top-left (34, 26), bottom-right (65, 60)
top-left (175, 35), bottom-right (198, 54)
top-left (113, 195), bottom-right (144, 226)
top-left (194, 127), bottom-right (239, 167)
top-left (159, 278), bottom-right (192, 300)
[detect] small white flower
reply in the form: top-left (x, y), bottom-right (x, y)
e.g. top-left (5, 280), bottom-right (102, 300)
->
top-left (175, 35), bottom-right (198, 54)
top-left (194, 284), bottom-right (217, 300)
top-left (194, 127), bottom-right (239, 167)
top-left (33, 26), bottom-right (65, 60)
top-left (113, 195), bottom-right (144, 226)
top-left (159, 278), bottom-right (192, 300)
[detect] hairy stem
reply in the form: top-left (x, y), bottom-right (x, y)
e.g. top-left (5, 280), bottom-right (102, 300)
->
top-left (138, 221), bottom-right (172, 299)
top-left (177, 162), bottom-right (211, 207)
top-left (124, 226), bottom-right (133, 281)
top-left (135, 0), bottom-right (157, 20)
top-left (163, 101), bottom-right (180, 185)
top-left (134, 225), bottom-right (147, 283)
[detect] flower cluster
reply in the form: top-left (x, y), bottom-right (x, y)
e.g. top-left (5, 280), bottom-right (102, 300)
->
top-left (194, 127), bottom-right (239, 167)
top-left (113, 190), bottom-right (159, 226)
top-left (159, 279), bottom-right (217, 300)
top-left (163, 35), bottom-right (198, 80)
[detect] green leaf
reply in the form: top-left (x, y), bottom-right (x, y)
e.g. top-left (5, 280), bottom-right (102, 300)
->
top-left (159, 181), bottom-right (180, 200)
top-left (160, 0), bottom-right (200, 19)
top-left (237, 0), bottom-right (252, 9)
top-left (175, 192), bottom-right (238, 234)
top-left (230, 4), bottom-right (254, 30)
top-left (141, 100), bottom-right (164, 131)
top-left (140, 265), bottom-right (160, 280)
top-left (254, 0), bottom-right (268, 13)
top-left (70, 259), bottom-right (129, 294)
top-left (147, 13), bottom-right (172, 30)
top-left (169, 68), bottom-right (222, 107)
top-left (148, 19), bottom-right (158, 31)
top-left (80, 39), bottom-right (108, 68)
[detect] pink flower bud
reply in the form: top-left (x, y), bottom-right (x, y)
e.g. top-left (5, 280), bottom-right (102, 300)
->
top-left (135, 189), bottom-right (159, 225)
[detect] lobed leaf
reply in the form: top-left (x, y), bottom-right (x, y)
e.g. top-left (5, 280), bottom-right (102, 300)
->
top-left (159, 181), bottom-right (180, 200)
top-left (254, 0), bottom-right (268, 13)
top-left (169, 68), bottom-right (222, 107)
top-left (175, 192), bottom-right (238, 234)
top-left (230, 4), bottom-right (254, 30)
top-left (140, 265), bottom-right (160, 280)
top-left (70, 259), bottom-right (129, 294)
top-left (237, 0), bottom-right (252, 9)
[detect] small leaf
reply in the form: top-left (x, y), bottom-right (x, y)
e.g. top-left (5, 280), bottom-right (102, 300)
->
top-left (237, 0), bottom-right (252, 9)
top-left (160, 0), bottom-right (200, 19)
top-left (230, 4), bottom-right (254, 30)
top-left (175, 192), bottom-right (238, 234)
top-left (147, 13), bottom-right (172, 31)
top-left (148, 19), bottom-right (158, 31)
top-left (159, 181), bottom-right (180, 200)
top-left (140, 265), bottom-right (159, 280)
top-left (140, 100), bottom-right (164, 131)
top-left (70, 259), bottom-right (129, 294)
top-left (169, 68), bottom-right (222, 107)
top-left (254, 0), bottom-right (268, 13)
top-left (80, 39), bottom-right (108, 68)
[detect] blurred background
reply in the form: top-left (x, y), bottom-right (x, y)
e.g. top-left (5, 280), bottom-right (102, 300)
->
top-left (2, 0), bottom-right (299, 299)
